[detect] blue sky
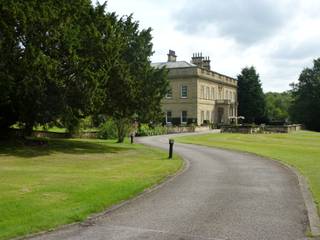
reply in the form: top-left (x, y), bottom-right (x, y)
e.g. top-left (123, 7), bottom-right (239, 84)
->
top-left (97, 0), bottom-right (320, 92)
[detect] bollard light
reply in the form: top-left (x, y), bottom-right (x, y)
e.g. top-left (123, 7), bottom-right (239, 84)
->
top-left (169, 139), bottom-right (174, 159)
top-left (130, 133), bottom-right (134, 144)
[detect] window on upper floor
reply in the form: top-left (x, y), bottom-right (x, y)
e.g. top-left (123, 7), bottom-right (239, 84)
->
top-left (181, 85), bottom-right (188, 98)
top-left (206, 86), bottom-right (210, 99)
top-left (200, 86), bottom-right (204, 99)
top-left (165, 88), bottom-right (172, 98)
top-left (211, 87), bottom-right (215, 100)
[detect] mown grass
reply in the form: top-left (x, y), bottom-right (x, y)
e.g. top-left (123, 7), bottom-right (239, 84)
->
top-left (0, 138), bottom-right (182, 240)
top-left (175, 131), bottom-right (320, 215)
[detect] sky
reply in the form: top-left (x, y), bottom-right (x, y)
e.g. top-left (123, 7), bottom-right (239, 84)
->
top-left (97, 0), bottom-right (320, 92)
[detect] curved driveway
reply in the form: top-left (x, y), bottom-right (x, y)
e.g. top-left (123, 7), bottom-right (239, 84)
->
top-left (30, 133), bottom-right (308, 240)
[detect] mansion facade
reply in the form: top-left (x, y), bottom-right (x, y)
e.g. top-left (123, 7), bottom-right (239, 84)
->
top-left (152, 50), bottom-right (238, 126)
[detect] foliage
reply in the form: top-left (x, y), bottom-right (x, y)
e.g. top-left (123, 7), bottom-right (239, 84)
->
top-left (0, 138), bottom-right (182, 240)
top-left (0, 0), bottom-right (102, 135)
top-left (0, 1), bottom-right (167, 141)
top-left (137, 124), bottom-right (167, 136)
top-left (237, 66), bottom-right (266, 123)
top-left (265, 91), bottom-right (292, 122)
top-left (290, 58), bottom-right (320, 131)
top-left (78, 116), bottom-right (95, 131)
top-left (97, 118), bottom-right (118, 139)
top-left (98, 14), bottom-right (169, 142)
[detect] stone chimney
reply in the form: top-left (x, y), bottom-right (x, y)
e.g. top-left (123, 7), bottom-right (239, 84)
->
top-left (191, 52), bottom-right (204, 68)
top-left (167, 50), bottom-right (177, 62)
top-left (203, 56), bottom-right (211, 71)
top-left (191, 52), bottom-right (211, 71)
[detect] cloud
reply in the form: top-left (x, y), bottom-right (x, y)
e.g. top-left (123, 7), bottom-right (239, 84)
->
top-left (175, 0), bottom-right (297, 45)
top-left (271, 41), bottom-right (320, 61)
top-left (101, 0), bottom-right (320, 92)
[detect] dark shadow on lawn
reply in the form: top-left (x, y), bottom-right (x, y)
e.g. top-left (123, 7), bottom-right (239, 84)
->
top-left (0, 138), bottom-right (133, 158)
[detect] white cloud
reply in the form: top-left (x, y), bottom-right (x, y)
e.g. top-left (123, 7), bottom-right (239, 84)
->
top-left (175, 0), bottom-right (297, 45)
top-left (97, 0), bottom-right (320, 92)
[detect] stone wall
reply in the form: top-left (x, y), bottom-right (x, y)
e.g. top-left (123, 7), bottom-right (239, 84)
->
top-left (221, 124), bottom-right (302, 134)
top-left (167, 126), bottom-right (210, 134)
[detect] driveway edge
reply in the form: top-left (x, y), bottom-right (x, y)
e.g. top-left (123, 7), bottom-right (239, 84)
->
top-left (287, 165), bottom-right (320, 237)
top-left (176, 141), bottom-right (320, 237)
top-left (17, 147), bottom-right (189, 240)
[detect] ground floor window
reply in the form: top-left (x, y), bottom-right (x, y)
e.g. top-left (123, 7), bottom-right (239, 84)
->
top-left (206, 111), bottom-right (210, 121)
top-left (201, 111), bottom-right (204, 124)
top-left (181, 111), bottom-right (187, 123)
top-left (166, 111), bottom-right (172, 123)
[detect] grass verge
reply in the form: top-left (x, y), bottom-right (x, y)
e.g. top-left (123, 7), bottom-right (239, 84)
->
top-left (175, 131), bottom-right (320, 216)
top-left (0, 138), bottom-right (182, 240)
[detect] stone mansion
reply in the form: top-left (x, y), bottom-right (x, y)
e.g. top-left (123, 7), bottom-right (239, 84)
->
top-left (152, 50), bottom-right (238, 126)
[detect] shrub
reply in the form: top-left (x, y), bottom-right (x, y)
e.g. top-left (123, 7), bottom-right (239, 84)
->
top-left (97, 119), bottom-right (117, 139)
top-left (137, 124), bottom-right (167, 136)
top-left (187, 118), bottom-right (197, 125)
top-left (79, 116), bottom-right (94, 130)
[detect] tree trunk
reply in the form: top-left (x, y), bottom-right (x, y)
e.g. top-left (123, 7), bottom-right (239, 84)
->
top-left (23, 122), bottom-right (34, 137)
top-left (116, 118), bottom-right (126, 143)
top-left (115, 118), bottom-right (129, 143)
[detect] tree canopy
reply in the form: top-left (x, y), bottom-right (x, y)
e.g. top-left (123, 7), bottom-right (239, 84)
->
top-left (0, 1), bottom-right (168, 141)
top-left (0, 0), bottom-right (99, 135)
top-left (290, 58), bottom-right (320, 131)
top-left (265, 91), bottom-right (292, 123)
top-left (237, 66), bottom-right (266, 123)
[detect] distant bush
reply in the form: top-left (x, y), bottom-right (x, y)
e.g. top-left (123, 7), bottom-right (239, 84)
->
top-left (97, 119), bottom-right (117, 139)
top-left (137, 124), bottom-right (167, 136)
top-left (79, 116), bottom-right (94, 130)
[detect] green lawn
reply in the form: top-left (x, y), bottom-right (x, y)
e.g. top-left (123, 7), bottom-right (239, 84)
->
top-left (0, 138), bottom-right (182, 240)
top-left (34, 126), bottom-right (68, 133)
top-left (175, 131), bottom-right (320, 215)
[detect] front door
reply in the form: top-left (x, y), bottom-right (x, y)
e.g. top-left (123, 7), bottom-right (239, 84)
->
top-left (218, 107), bottom-right (224, 123)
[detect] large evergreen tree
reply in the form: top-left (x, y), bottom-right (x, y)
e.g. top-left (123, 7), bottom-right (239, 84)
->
top-left (0, 1), bottom-right (168, 140)
top-left (0, 1), bottom-right (105, 135)
top-left (237, 66), bottom-right (266, 123)
top-left (99, 14), bottom-right (169, 142)
top-left (290, 58), bottom-right (320, 131)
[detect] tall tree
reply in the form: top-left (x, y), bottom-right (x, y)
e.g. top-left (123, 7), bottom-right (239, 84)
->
top-left (0, 1), bottom-right (167, 141)
top-left (99, 14), bottom-right (169, 142)
top-left (0, 1), bottom-right (20, 132)
top-left (0, 0), bottom-right (101, 135)
top-left (237, 66), bottom-right (266, 123)
top-left (290, 58), bottom-right (320, 131)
